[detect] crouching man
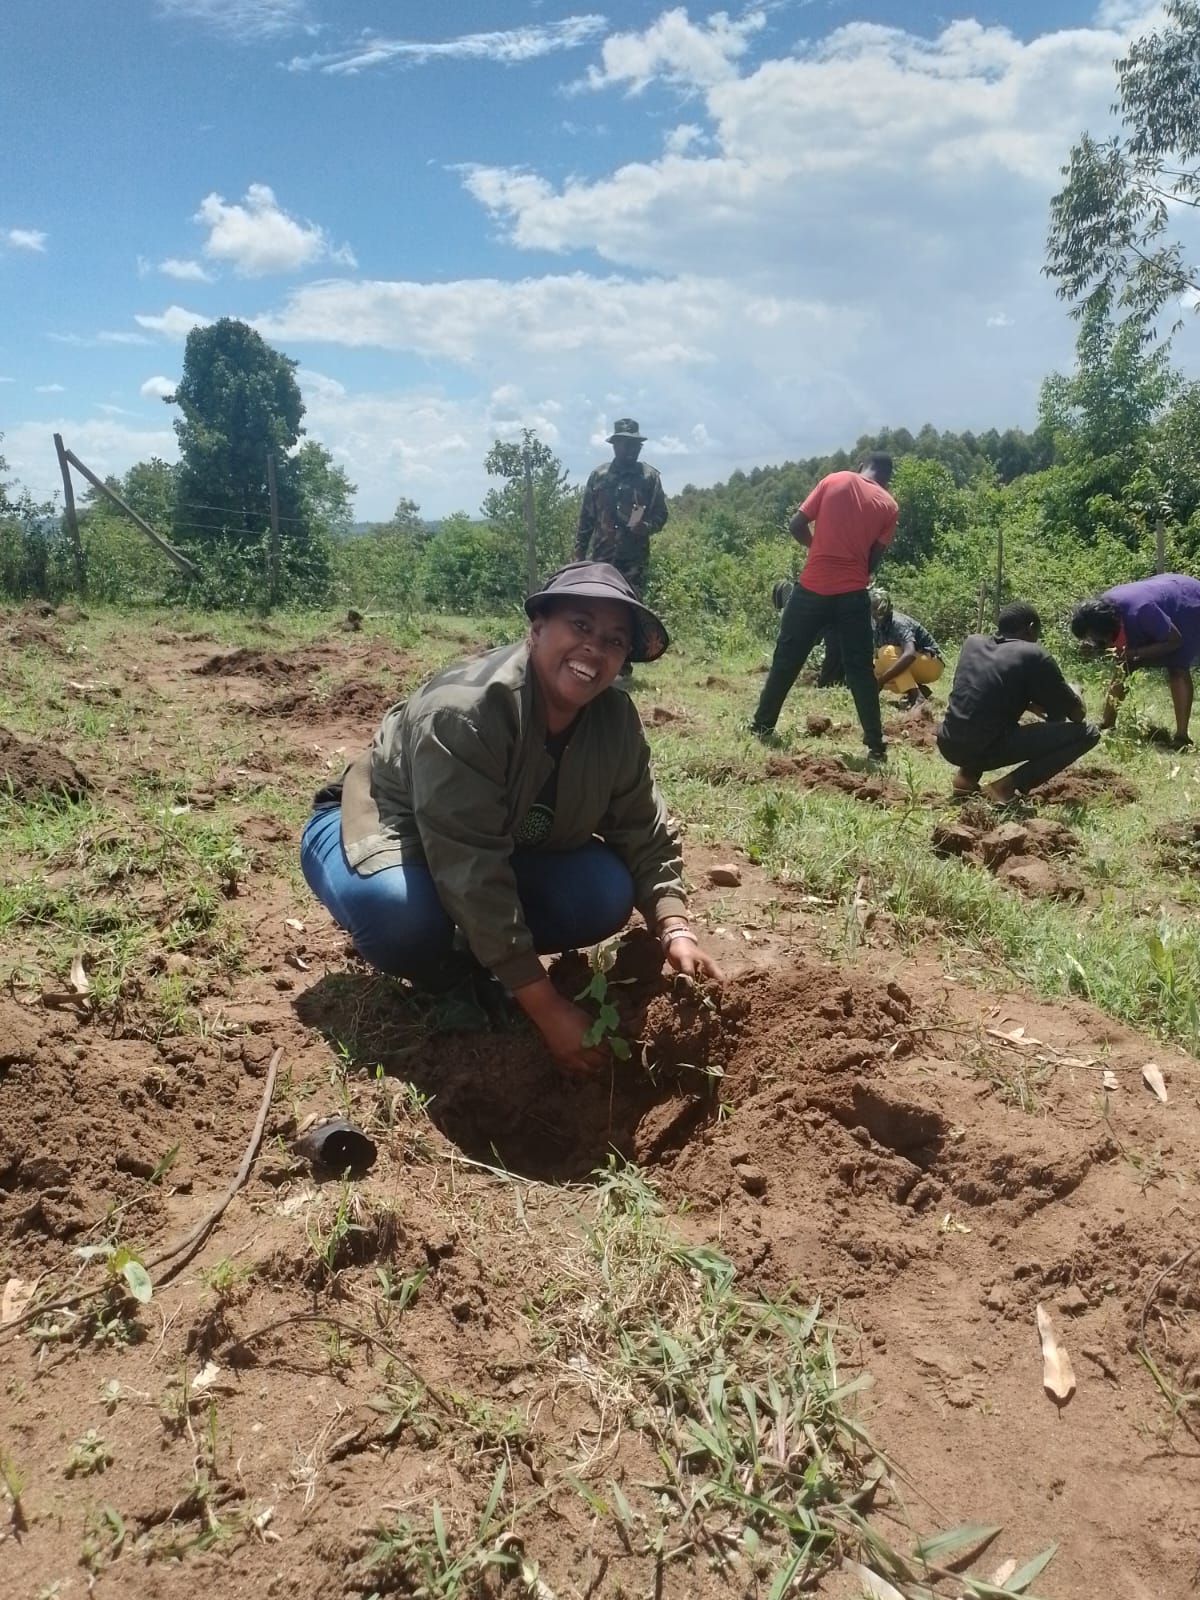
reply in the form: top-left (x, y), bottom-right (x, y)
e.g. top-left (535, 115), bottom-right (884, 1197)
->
top-left (937, 601), bottom-right (1100, 803)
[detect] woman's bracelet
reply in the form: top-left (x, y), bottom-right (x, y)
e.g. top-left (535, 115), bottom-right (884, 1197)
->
top-left (661, 927), bottom-right (698, 951)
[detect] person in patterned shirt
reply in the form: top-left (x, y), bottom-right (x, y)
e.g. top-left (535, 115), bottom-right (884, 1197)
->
top-left (574, 418), bottom-right (668, 597)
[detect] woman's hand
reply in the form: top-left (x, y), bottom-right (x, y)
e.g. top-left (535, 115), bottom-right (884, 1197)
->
top-left (658, 919), bottom-right (725, 984)
top-left (512, 977), bottom-right (608, 1076)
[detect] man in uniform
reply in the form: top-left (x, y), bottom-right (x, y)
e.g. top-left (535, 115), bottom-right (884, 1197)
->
top-left (574, 419), bottom-right (668, 597)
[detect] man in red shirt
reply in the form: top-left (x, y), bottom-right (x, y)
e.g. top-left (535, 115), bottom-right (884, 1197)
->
top-left (750, 453), bottom-right (897, 760)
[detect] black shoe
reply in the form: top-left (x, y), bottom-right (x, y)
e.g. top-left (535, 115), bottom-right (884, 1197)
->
top-left (748, 722), bottom-right (784, 747)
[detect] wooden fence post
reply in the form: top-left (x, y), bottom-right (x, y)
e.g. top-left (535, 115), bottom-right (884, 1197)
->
top-left (53, 433), bottom-right (87, 597)
top-left (522, 447), bottom-right (537, 594)
top-left (266, 452), bottom-right (281, 607)
top-left (61, 447), bottom-right (199, 578)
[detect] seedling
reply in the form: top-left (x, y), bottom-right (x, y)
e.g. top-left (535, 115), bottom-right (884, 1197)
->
top-left (64, 1430), bottom-right (111, 1479)
top-left (576, 940), bottom-right (631, 1060)
top-left (1, 1446), bottom-right (29, 1528)
top-left (76, 1240), bottom-right (153, 1305)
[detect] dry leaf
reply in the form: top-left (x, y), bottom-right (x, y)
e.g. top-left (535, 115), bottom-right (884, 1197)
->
top-left (1102, 1070), bottom-right (1119, 1091)
top-left (987, 1025), bottom-right (1044, 1049)
top-left (1036, 1303), bottom-right (1076, 1403)
top-left (169, 803), bottom-right (191, 816)
top-left (285, 952), bottom-right (310, 972)
top-left (1142, 1063), bottom-right (1169, 1103)
top-left (190, 1360), bottom-right (222, 1394)
top-left (284, 917), bottom-right (306, 933)
top-left (69, 953), bottom-right (91, 995)
top-left (843, 1561), bottom-right (905, 1600)
top-left (2, 1276), bottom-right (35, 1325)
top-left (991, 1558), bottom-right (1017, 1585)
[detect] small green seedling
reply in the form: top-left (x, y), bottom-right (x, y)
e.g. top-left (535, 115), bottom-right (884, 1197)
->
top-left (65, 1430), bottom-right (111, 1479)
top-left (1, 1446), bottom-right (29, 1528)
top-left (575, 942), bottom-right (631, 1060)
top-left (76, 1241), bottom-right (153, 1305)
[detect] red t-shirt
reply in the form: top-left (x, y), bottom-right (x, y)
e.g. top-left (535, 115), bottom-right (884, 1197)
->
top-left (796, 471), bottom-right (898, 595)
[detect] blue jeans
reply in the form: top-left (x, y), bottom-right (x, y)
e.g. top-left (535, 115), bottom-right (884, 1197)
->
top-left (299, 807), bottom-right (635, 988)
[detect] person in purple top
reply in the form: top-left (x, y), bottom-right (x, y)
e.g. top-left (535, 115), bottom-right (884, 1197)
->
top-left (1070, 573), bottom-right (1200, 748)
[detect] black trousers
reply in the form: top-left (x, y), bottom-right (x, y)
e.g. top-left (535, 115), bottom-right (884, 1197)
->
top-left (753, 584), bottom-right (883, 751)
top-left (937, 720), bottom-right (1101, 793)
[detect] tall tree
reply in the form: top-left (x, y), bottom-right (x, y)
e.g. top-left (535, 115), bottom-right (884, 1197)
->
top-left (166, 318), bottom-right (328, 603)
top-left (483, 430), bottom-right (576, 587)
top-left (1046, 1), bottom-right (1200, 328)
top-left (168, 317), bottom-right (305, 541)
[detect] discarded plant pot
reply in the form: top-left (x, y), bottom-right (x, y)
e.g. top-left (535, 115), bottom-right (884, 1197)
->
top-left (293, 1118), bottom-right (377, 1177)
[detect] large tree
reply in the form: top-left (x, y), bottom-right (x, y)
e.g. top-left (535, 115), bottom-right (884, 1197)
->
top-left (169, 318), bottom-right (305, 542)
top-left (1046, 1), bottom-right (1200, 329)
top-left (167, 318), bottom-right (331, 603)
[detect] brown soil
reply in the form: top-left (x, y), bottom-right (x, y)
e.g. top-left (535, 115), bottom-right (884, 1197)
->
top-left (884, 701), bottom-right (939, 748)
top-left (1038, 764), bottom-right (1139, 805)
top-left (0, 727), bottom-right (89, 799)
top-left (2, 622), bottom-right (1198, 1600)
top-left (932, 815), bottom-right (1085, 900)
top-left (766, 752), bottom-right (903, 804)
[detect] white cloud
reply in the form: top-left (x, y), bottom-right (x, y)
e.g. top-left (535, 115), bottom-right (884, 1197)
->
top-left (140, 375), bottom-right (178, 399)
top-left (160, 257), bottom-right (215, 282)
top-left (135, 305), bottom-right (212, 338)
top-left (47, 329), bottom-right (155, 348)
top-left (987, 312), bottom-right (1014, 328)
top-left (155, 0), bottom-right (308, 40)
top-left (0, 375), bottom-right (14, 384)
top-left (4, 228), bottom-right (47, 252)
top-left (463, 11), bottom-right (1136, 297)
top-left (36, 383), bottom-right (66, 393)
top-left (581, 7), bottom-right (766, 93)
top-left (4, 416), bottom-right (178, 505)
top-left (194, 183), bottom-right (355, 276)
top-left (287, 16), bottom-right (605, 75)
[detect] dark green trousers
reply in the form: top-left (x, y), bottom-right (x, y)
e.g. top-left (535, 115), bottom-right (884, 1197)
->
top-left (752, 584), bottom-right (884, 751)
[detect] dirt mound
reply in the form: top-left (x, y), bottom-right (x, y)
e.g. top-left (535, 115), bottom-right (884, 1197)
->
top-left (884, 701), bottom-right (938, 748)
top-left (4, 618), bottom-right (63, 652)
top-left (766, 752), bottom-right (902, 804)
top-left (0, 727), bottom-right (88, 799)
top-left (191, 647), bottom-right (307, 684)
top-left (257, 676), bottom-right (392, 725)
top-left (1038, 763), bottom-right (1138, 804)
top-left (646, 704), bottom-right (688, 726)
top-left (932, 816), bottom-right (1083, 899)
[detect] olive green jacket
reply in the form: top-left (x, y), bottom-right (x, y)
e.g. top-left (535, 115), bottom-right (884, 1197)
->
top-left (336, 641), bottom-right (687, 989)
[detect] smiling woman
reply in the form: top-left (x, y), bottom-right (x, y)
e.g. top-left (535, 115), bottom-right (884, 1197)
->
top-left (299, 561), bottom-right (723, 1075)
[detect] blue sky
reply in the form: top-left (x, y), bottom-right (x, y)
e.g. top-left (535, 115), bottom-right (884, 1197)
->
top-left (1, 0), bottom-right (1192, 520)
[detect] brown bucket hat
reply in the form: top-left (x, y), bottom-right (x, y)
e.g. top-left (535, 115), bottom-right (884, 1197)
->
top-left (524, 561), bottom-right (669, 663)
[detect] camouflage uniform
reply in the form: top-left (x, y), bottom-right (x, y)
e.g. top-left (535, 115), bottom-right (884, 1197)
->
top-left (574, 460), bottom-right (668, 597)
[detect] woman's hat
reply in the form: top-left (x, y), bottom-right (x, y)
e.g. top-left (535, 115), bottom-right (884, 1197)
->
top-left (524, 561), bottom-right (669, 662)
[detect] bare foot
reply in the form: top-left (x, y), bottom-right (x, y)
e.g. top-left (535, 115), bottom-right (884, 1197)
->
top-left (981, 778), bottom-right (1017, 805)
top-left (951, 771), bottom-right (979, 796)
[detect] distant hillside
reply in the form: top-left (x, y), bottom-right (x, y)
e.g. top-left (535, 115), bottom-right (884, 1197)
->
top-left (668, 423), bottom-right (1054, 528)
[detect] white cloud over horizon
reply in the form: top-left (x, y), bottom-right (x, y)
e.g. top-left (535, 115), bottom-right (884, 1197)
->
top-left (286, 16), bottom-right (607, 75)
top-left (155, 0), bottom-right (309, 40)
top-left (194, 183), bottom-right (355, 277)
top-left (8, 1), bottom-right (1193, 524)
top-left (140, 375), bottom-right (178, 399)
top-left (5, 227), bottom-right (47, 252)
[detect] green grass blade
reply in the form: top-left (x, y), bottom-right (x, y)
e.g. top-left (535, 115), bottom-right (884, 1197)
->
top-left (912, 1522), bottom-right (1002, 1563)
